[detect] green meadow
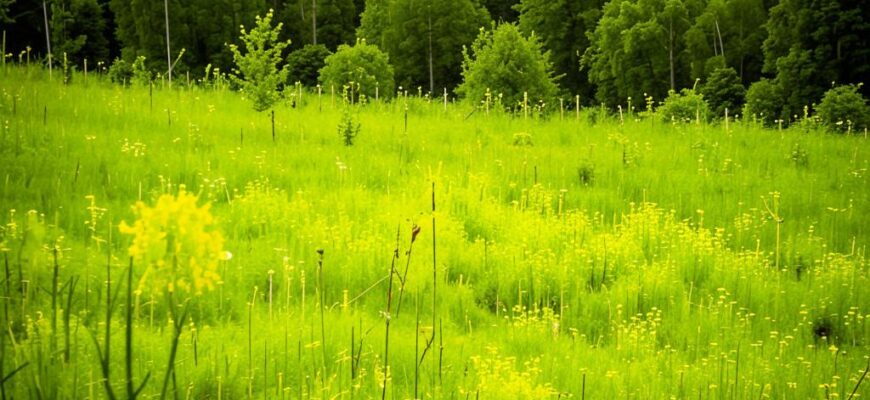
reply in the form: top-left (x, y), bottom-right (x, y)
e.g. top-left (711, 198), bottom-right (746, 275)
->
top-left (0, 67), bottom-right (868, 399)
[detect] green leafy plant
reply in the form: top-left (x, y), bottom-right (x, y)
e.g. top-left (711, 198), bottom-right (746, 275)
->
top-left (578, 161), bottom-right (595, 186)
top-left (338, 108), bottom-right (361, 146)
top-left (228, 10), bottom-right (291, 112)
top-left (790, 142), bottom-right (809, 167)
top-left (131, 56), bottom-right (152, 86)
top-left (744, 78), bottom-right (783, 126)
top-left (107, 58), bottom-right (132, 84)
top-left (457, 23), bottom-right (559, 112)
top-left (512, 132), bottom-right (533, 146)
top-left (319, 39), bottom-right (395, 102)
top-left (286, 44), bottom-right (332, 88)
top-left (816, 84), bottom-right (870, 133)
top-left (702, 67), bottom-right (745, 119)
top-left (658, 88), bottom-right (708, 123)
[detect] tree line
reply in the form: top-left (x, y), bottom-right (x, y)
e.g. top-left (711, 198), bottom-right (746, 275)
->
top-left (1, 0), bottom-right (867, 121)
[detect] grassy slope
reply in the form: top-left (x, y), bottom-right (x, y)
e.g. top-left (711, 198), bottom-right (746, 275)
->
top-left (0, 67), bottom-right (868, 398)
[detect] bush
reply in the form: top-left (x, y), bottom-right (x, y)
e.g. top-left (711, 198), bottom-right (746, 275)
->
top-left (338, 108), bottom-right (361, 146)
top-left (457, 23), bottom-right (558, 111)
top-left (319, 39), bottom-right (395, 102)
top-left (107, 58), bottom-right (132, 84)
top-left (702, 67), bottom-right (745, 119)
top-left (131, 56), bottom-right (152, 86)
top-left (658, 89), bottom-right (708, 123)
top-left (286, 44), bottom-right (332, 88)
top-left (744, 78), bottom-right (783, 126)
top-left (816, 84), bottom-right (870, 133)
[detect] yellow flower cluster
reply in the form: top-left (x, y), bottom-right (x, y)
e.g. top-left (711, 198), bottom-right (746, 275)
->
top-left (119, 186), bottom-right (226, 295)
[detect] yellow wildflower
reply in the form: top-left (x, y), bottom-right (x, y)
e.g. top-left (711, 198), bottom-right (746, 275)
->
top-left (119, 186), bottom-right (226, 295)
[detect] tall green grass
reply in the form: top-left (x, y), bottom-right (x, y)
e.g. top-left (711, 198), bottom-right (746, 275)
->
top-left (0, 66), bottom-right (867, 398)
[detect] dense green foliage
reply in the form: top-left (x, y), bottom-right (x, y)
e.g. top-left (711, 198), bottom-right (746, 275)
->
top-left (286, 44), bottom-right (332, 87)
top-left (684, 0), bottom-right (767, 84)
top-left (0, 0), bottom-right (866, 119)
top-left (457, 23), bottom-right (558, 110)
top-left (50, 0), bottom-right (109, 65)
top-left (280, 0), bottom-right (357, 51)
top-left (0, 0), bottom-right (12, 22)
top-left (108, 0), bottom-right (265, 74)
top-left (582, 0), bottom-right (697, 107)
top-left (106, 56), bottom-right (132, 83)
top-left (318, 39), bottom-right (394, 101)
top-left (702, 67), bottom-right (745, 118)
top-left (355, 0), bottom-right (390, 46)
top-left (763, 0), bottom-right (869, 118)
top-left (482, 0), bottom-right (519, 22)
top-left (743, 78), bottom-right (783, 125)
top-left (360, 0), bottom-right (490, 93)
top-left (658, 88), bottom-right (708, 123)
top-left (517, 0), bottom-right (604, 102)
top-left (816, 84), bottom-right (870, 133)
top-left (0, 67), bottom-right (867, 399)
top-left (229, 10), bottom-right (291, 112)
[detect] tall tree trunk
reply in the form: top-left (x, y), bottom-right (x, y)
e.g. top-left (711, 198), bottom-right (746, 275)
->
top-left (312, 0), bottom-right (317, 45)
top-left (428, 6), bottom-right (434, 95)
top-left (165, 0), bottom-right (171, 88)
top-left (738, 23), bottom-right (745, 81)
top-left (669, 17), bottom-right (675, 91)
top-left (712, 28), bottom-right (718, 57)
top-left (43, 1), bottom-right (52, 79)
top-left (715, 19), bottom-right (725, 62)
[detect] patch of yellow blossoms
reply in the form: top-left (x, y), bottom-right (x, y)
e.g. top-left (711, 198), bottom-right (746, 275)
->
top-left (119, 186), bottom-right (226, 295)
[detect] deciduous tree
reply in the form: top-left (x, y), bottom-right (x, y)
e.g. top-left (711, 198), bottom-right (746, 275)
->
top-left (517, 0), bottom-right (604, 102)
top-left (763, 0), bottom-right (869, 118)
top-left (281, 0), bottom-right (356, 51)
top-left (229, 9), bottom-right (291, 112)
top-left (457, 23), bottom-right (558, 110)
top-left (361, 0), bottom-right (490, 94)
top-left (583, 0), bottom-right (698, 106)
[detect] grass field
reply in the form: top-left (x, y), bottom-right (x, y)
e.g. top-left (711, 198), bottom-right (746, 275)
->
top-left (0, 66), bottom-right (868, 399)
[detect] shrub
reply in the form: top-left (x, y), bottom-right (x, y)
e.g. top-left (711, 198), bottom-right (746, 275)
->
top-left (107, 58), bottom-right (132, 84)
top-left (131, 55), bottom-right (152, 86)
top-left (702, 67), bottom-right (745, 119)
top-left (319, 39), bottom-right (395, 102)
top-left (658, 89), bottom-right (708, 123)
top-left (228, 10), bottom-right (291, 112)
top-left (744, 78), bottom-right (783, 126)
top-left (286, 44), bottom-right (332, 88)
top-left (457, 23), bottom-right (558, 112)
top-left (338, 108), bottom-right (361, 146)
top-left (512, 132), bottom-right (533, 146)
top-left (816, 84), bottom-right (870, 133)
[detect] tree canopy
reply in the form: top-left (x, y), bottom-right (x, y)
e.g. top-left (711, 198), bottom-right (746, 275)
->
top-left (457, 23), bottom-right (558, 109)
top-left (280, 0), bottom-right (357, 51)
top-left (582, 0), bottom-right (700, 107)
top-left (229, 9), bottom-right (290, 112)
top-left (319, 39), bottom-right (395, 101)
top-left (0, 0), bottom-right (864, 124)
top-left (517, 0), bottom-right (605, 103)
top-left (360, 0), bottom-right (490, 94)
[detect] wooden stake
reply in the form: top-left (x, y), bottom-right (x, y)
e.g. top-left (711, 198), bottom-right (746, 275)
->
top-left (575, 95), bottom-right (580, 120)
top-left (443, 88), bottom-right (447, 111)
